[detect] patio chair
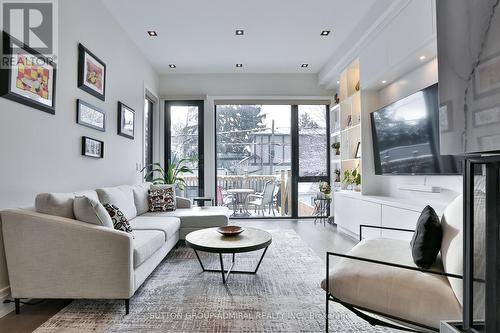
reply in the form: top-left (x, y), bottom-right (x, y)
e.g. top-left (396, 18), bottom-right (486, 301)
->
top-left (245, 181), bottom-right (275, 216)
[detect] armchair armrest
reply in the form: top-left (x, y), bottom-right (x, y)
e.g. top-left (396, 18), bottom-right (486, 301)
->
top-left (176, 196), bottom-right (192, 208)
top-left (1, 209), bottom-right (134, 299)
top-left (359, 224), bottom-right (415, 242)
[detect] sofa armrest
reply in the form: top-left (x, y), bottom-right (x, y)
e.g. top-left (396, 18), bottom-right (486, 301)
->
top-left (176, 196), bottom-right (192, 208)
top-left (1, 209), bottom-right (134, 299)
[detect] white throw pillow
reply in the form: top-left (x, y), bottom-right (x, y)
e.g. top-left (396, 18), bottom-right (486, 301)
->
top-left (73, 196), bottom-right (113, 228)
top-left (35, 190), bottom-right (99, 219)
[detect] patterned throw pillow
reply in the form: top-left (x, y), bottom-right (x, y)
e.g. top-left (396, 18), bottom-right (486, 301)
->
top-left (148, 188), bottom-right (176, 212)
top-left (103, 203), bottom-right (133, 235)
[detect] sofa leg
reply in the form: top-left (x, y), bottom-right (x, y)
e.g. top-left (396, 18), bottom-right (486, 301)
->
top-left (14, 298), bottom-right (20, 315)
top-left (125, 299), bottom-right (129, 315)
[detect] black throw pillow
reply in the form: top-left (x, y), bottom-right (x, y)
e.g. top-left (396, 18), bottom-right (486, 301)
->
top-left (410, 205), bottom-right (442, 269)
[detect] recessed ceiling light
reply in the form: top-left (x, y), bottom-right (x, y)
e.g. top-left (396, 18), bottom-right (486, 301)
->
top-left (419, 55), bottom-right (426, 60)
top-left (147, 30), bottom-right (157, 37)
top-left (169, 64), bottom-right (176, 68)
top-left (381, 80), bottom-right (387, 84)
top-left (336, 80), bottom-right (340, 84)
top-left (236, 63), bottom-right (243, 68)
top-left (301, 63), bottom-right (309, 68)
top-left (320, 30), bottom-right (331, 36)
top-left (235, 29), bottom-right (244, 36)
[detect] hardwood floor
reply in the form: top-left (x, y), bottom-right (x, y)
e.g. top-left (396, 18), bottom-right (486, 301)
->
top-left (0, 219), bottom-right (356, 333)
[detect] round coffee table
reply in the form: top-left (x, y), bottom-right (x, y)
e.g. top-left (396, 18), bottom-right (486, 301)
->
top-left (185, 227), bottom-right (272, 284)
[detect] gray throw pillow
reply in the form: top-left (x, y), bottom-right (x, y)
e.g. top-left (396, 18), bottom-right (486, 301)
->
top-left (73, 196), bottom-right (113, 228)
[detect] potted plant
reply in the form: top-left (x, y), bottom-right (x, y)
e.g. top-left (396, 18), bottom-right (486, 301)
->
top-left (141, 159), bottom-right (195, 190)
top-left (319, 181), bottom-right (332, 199)
top-left (342, 169), bottom-right (361, 191)
top-left (354, 170), bottom-right (362, 192)
top-left (332, 142), bottom-right (341, 155)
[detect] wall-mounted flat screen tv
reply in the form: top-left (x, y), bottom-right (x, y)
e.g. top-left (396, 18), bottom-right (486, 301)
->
top-left (370, 83), bottom-right (462, 175)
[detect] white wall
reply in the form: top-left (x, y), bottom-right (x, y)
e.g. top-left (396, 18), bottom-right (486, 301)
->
top-left (369, 58), bottom-right (462, 204)
top-left (159, 73), bottom-right (334, 199)
top-left (0, 0), bottom-right (159, 299)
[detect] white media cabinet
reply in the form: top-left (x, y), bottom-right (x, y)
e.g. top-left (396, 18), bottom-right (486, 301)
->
top-left (333, 190), bottom-right (448, 241)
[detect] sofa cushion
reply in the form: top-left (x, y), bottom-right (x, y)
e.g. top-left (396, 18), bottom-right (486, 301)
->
top-left (411, 205), bottom-right (442, 269)
top-left (141, 206), bottom-right (230, 228)
top-left (321, 238), bottom-right (462, 329)
top-left (103, 204), bottom-right (134, 236)
top-left (96, 186), bottom-right (137, 220)
top-left (35, 190), bottom-right (99, 219)
top-left (129, 216), bottom-right (180, 241)
top-left (131, 183), bottom-right (151, 215)
top-left (148, 188), bottom-right (176, 212)
top-left (73, 196), bottom-right (113, 228)
top-left (133, 230), bottom-right (165, 268)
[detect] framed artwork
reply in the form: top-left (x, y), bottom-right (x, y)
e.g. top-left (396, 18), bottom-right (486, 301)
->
top-left (82, 136), bottom-right (104, 158)
top-left (474, 51), bottom-right (500, 100)
top-left (0, 32), bottom-right (57, 114)
top-left (439, 100), bottom-right (453, 132)
top-left (477, 134), bottom-right (500, 152)
top-left (117, 102), bottom-right (135, 139)
top-left (77, 99), bottom-right (105, 131)
top-left (355, 142), bottom-right (361, 158)
top-left (78, 43), bottom-right (106, 101)
top-left (474, 105), bottom-right (500, 127)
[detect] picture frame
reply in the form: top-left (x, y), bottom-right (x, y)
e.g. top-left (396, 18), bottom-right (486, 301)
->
top-left (439, 100), bottom-right (453, 132)
top-left (473, 105), bottom-right (500, 127)
top-left (473, 51), bottom-right (500, 100)
top-left (77, 99), bottom-right (105, 131)
top-left (117, 101), bottom-right (135, 139)
top-left (355, 142), bottom-right (361, 158)
top-left (78, 43), bottom-right (106, 101)
top-left (82, 136), bottom-right (104, 158)
top-left (0, 32), bottom-right (57, 114)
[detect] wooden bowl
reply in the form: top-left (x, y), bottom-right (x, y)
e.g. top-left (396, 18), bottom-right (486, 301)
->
top-left (217, 226), bottom-right (245, 236)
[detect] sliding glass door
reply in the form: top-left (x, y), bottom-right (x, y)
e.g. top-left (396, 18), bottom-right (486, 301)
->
top-left (215, 103), bottom-right (329, 218)
top-left (165, 100), bottom-right (204, 198)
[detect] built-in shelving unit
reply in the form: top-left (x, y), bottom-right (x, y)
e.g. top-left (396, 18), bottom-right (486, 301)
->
top-left (333, 59), bottom-right (362, 191)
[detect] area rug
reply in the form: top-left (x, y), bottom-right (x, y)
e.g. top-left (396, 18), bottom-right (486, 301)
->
top-left (34, 230), bottom-right (391, 332)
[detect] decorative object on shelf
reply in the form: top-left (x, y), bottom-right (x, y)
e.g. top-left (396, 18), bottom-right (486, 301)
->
top-left (319, 181), bottom-right (331, 199)
top-left (117, 102), bottom-right (135, 139)
top-left (77, 99), bottom-right (105, 131)
top-left (141, 160), bottom-right (195, 190)
top-left (334, 93), bottom-right (340, 105)
top-left (334, 169), bottom-right (341, 182)
top-left (346, 115), bottom-right (352, 127)
top-left (78, 43), bottom-right (106, 101)
top-left (0, 32), bottom-right (57, 114)
top-left (81, 136), bottom-right (104, 158)
top-left (331, 142), bottom-right (341, 155)
top-left (355, 81), bottom-right (360, 91)
top-left (342, 169), bottom-right (361, 191)
top-left (354, 142), bottom-right (361, 158)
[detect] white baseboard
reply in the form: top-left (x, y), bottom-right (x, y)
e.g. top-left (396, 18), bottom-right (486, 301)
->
top-left (0, 286), bottom-right (13, 318)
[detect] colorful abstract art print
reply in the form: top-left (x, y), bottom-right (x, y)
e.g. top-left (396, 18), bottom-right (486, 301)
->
top-left (0, 32), bottom-right (56, 114)
top-left (78, 43), bottom-right (106, 100)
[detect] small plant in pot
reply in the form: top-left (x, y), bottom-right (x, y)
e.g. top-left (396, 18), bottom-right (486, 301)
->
top-left (319, 181), bottom-right (332, 199)
top-left (332, 142), bottom-right (341, 155)
top-left (342, 169), bottom-right (361, 191)
top-left (141, 158), bottom-right (195, 190)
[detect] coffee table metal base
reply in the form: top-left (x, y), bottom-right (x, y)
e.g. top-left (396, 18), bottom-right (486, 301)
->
top-left (193, 247), bottom-right (269, 284)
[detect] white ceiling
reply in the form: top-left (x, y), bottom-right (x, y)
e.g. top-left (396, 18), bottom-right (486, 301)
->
top-left (102, 0), bottom-right (385, 74)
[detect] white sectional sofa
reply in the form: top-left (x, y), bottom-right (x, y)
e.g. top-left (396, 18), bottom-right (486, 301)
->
top-left (0, 183), bottom-right (229, 314)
